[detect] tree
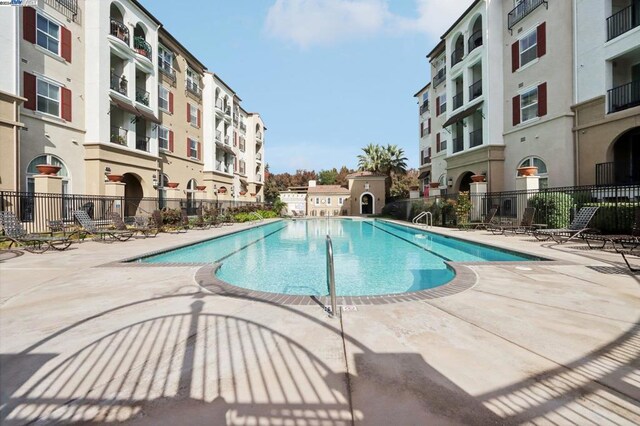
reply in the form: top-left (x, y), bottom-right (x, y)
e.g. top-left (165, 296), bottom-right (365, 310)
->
top-left (357, 144), bottom-right (409, 200)
top-left (390, 169), bottom-right (419, 199)
top-left (318, 168), bottom-right (338, 185)
top-left (335, 166), bottom-right (353, 186)
top-left (357, 143), bottom-right (386, 174)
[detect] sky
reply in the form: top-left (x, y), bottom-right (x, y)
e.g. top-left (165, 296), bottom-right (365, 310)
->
top-left (146, 0), bottom-right (472, 174)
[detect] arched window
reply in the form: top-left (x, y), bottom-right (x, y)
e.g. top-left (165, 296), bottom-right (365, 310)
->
top-left (518, 156), bottom-right (548, 188)
top-left (26, 155), bottom-right (70, 193)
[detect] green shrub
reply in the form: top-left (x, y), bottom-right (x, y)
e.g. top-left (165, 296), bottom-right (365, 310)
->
top-left (160, 208), bottom-right (182, 225)
top-left (583, 202), bottom-right (639, 234)
top-left (233, 209), bottom-right (278, 223)
top-left (528, 192), bottom-right (573, 228)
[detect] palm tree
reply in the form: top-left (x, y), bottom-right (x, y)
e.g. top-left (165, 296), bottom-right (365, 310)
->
top-left (357, 143), bottom-right (409, 200)
top-left (385, 144), bottom-right (408, 176)
top-left (357, 143), bottom-right (386, 173)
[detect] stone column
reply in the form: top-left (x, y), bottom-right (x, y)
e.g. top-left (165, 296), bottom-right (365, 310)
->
top-left (105, 182), bottom-right (126, 217)
top-left (515, 175), bottom-right (539, 224)
top-left (469, 181), bottom-right (487, 222)
top-left (34, 175), bottom-right (62, 231)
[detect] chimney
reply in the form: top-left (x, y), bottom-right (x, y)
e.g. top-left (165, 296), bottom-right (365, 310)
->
top-left (308, 180), bottom-right (316, 188)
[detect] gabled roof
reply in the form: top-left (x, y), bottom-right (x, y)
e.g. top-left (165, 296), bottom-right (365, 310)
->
top-left (307, 185), bottom-right (350, 194)
top-left (346, 171), bottom-right (386, 179)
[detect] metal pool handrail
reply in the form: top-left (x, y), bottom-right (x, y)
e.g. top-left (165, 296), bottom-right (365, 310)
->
top-left (413, 211), bottom-right (432, 228)
top-left (326, 235), bottom-right (337, 318)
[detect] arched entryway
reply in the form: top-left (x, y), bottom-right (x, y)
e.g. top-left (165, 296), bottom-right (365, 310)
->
top-left (609, 127), bottom-right (640, 184)
top-left (122, 173), bottom-right (143, 217)
top-left (360, 193), bottom-right (374, 215)
top-left (457, 172), bottom-right (474, 192)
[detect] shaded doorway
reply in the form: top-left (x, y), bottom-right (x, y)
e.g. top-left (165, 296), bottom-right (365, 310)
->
top-left (361, 193), bottom-right (373, 215)
top-left (122, 173), bottom-right (143, 217)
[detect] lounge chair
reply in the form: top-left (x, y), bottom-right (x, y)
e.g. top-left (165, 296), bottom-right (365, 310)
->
top-left (134, 215), bottom-right (160, 237)
top-left (73, 210), bottom-right (134, 242)
top-left (613, 248), bottom-right (640, 272)
top-left (108, 212), bottom-right (158, 238)
top-left (533, 206), bottom-right (599, 243)
top-left (582, 208), bottom-right (640, 250)
top-left (458, 207), bottom-right (498, 231)
top-left (0, 211), bottom-right (72, 253)
top-left (489, 207), bottom-right (536, 235)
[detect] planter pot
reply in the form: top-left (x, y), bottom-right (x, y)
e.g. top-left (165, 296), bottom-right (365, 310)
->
top-left (250, 193), bottom-right (256, 197)
top-left (196, 185), bottom-right (206, 191)
top-left (167, 182), bottom-right (179, 188)
top-left (471, 174), bottom-right (485, 183)
top-left (429, 182), bottom-right (440, 188)
top-left (218, 188), bottom-right (227, 194)
top-left (517, 166), bottom-right (538, 177)
top-left (35, 164), bottom-right (61, 176)
top-left (106, 174), bottom-right (123, 183)
top-left (239, 191), bottom-right (247, 196)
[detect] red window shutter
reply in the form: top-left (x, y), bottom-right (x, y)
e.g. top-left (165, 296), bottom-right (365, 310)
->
top-left (537, 22), bottom-right (546, 58)
top-left (169, 92), bottom-right (174, 113)
top-left (61, 87), bottom-right (72, 121)
top-left (511, 41), bottom-right (519, 72)
top-left (512, 95), bottom-right (521, 125)
top-left (197, 109), bottom-right (201, 127)
top-left (428, 118), bottom-right (431, 134)
top-left (169, 130), bottom-right (174, 152)
top-left (187, 104), bottom-right (191, 123)
top-left (23, 72), bottom-right (36, 110)
top-left (538, 82), bottom-right (547, 117)
top-left (187, 138), bottom-right (191, 157)
top-left (197, 142), bottom-right (201, 160)
top-left (436, 133), bottom-right (441, 151)
top-left (61, 27), bottom-right (72, 62)
top-left (436, 100), bottom-right (440, 116)
top-left (23, 7), bottom-right (36, 44)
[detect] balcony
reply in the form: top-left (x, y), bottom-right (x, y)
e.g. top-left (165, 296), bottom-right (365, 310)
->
top-left (256, 174), bottom-right (263, 182)
top-left (110, 72), bottom-right (127, 96)
top-left (215, 161), bottom-right (231, 174)
top-left (469, 80), bottom-right (482, 101)
top-left (159, 63), bottom-right (176, 82)
top-left (419, 101), bottom-right (429, 115)
top-left (452, 137), bottom-right (463, 153)
top-left (45, 0), bottom-right (78, 21)
top-left (256, 131), bottom-right (263, 141)
top-left (215, 98), bottom-right (224, 112)
top-left (469, 129), bottom-right (483, 148)
top-left (215, 130), bottom-right (222, 143)
top-left (136, 136), bottom-right (150, 152)
top-left (110, 126), bottom-right (127, 145)
top-left (421, 156), bottom-right (431, 165)
top-left (240, 122), bottom-right (247, 133)
top-left (607, 4), bottom-right (640, 41)
top-left (452, 92), bottom-right (463, 110)
top-left (110, 19), bottom-right (129, 45)
top-left (595, 161), bottom-right (640, 185)
top-left (135, 88), bottom-right (149, 106)
top-left (468, 30), bottom-right (483, 53)
top-left (133, 36), bottom-right (152, 60)
top-left (239, 138), bottom-right (245, 152)
top-left (433, 67), bottom-right (446, 87)
top-left (508, 0), bottom-right (546, 30)
top-left (224, 136), bottom-right (230, 145)
top-left (233, 112), bottom-right (239, 122)
top-left (608, 80), bottom-right (640, 113)
top-left (186, 80), bottom-right (202, 99)
top-left (451, 47), bottom-right (464, 67)
top-left (256, 153), bottom-right (262, 162)
top-left (224, 106), bottom-right (231, 116)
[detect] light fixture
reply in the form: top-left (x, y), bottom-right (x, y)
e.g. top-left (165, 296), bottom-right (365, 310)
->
top-left (448, 177), bottom-right (453, 188)
top-left (104, 167), bottom-right (111, 182)
top-left (152, 174), bottom-right (158, 189)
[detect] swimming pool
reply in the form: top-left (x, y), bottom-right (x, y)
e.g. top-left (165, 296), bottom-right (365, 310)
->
top-left (139, 219), bottom-right (541, 297)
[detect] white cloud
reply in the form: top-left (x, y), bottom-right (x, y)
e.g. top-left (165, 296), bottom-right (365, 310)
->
top-left (264, 0), bottom-right (472, 48)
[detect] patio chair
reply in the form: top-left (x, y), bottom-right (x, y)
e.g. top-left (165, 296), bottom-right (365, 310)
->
top-left (134, 215), bottom-right (160, 237)
top-left (533, 206), bottom-right (600, 243)
top-left (489, 207), bottom-right (536, 235)
top-left (73, 210), bottom-right (134, 242)
top-left (0, 211), bottom-right (72, 253)
top-left (613, 248), bottom-right (640, 272)
top-left (108, 212), bottom-right (157, 238)
top-left (458, 207), bottom-right (498, 231)
top-left (582, 208), bottom-right (640, 250)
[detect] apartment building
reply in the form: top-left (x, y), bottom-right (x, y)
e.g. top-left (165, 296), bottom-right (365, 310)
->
top-left (1, 0), bottom-right (266, 205)
top-left (414, 83), bottom-right (432, 192)
top-left (427, 41), bottom-right (449, 189)
top-left (245, 112), bottom-right (266, 202)
top-left (573, 0), bottom-right (640, 186)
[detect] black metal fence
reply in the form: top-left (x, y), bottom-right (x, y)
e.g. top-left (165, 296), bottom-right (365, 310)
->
top-left (0, 191), bottom-right (267, 233)
top-left (383, 183), bottom-right (640, 234)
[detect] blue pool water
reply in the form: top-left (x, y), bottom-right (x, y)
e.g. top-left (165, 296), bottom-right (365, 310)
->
top-left (140, 219), bottom-right (539, 296)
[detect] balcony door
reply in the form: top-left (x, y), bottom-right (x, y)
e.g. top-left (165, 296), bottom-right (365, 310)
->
top-left (613, 127), bottom-right (640, 184)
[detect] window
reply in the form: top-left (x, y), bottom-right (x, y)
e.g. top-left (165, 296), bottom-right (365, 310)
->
top-left (186, 68), bottom-right (199, 92)
top-left (158, 126), bottom-right (169, 150)
top-left (315, 197), bottom-right (320, 206)
top-left (36, 14), bottom-right (59, 54)
top-left (37, 78), bottom-right (60, 116)
top-left (27, 154), bottom-right (69, 193)
top-left (520, 87), bottom-right (538, 123)
top-left (189, 104), bottom-right (198, 126)
top-left (518, 157), bottom-right (548, 188)
top-left (158, 86), bottom-right (169, 111)
top-left (438, 95), bottom-right (446, 115)
top-left (327, 197), bottom-right (332, 205)
top-left (158, 45), bottom-right (173, 74)
top-left (189, 138), bottom-right (198, 159)
top-left (339, 197), bottom-right (344, 205)
top-left (519, 30), bottom-right (537, 67)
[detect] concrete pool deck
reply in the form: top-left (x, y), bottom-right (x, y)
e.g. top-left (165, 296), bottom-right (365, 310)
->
top-left (0, 220), bottom-right (639, 424)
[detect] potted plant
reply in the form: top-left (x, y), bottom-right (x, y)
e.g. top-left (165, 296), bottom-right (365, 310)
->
top-left (196, 185), bottom-right (207, 191)
top-left (429, 182), bottom-right (440, 188)
top-left (517, 166), bottom-right (538, 176)
top-left (35, 164), bottom-right (61, 175)
top-left (167, 182), bottom-right (179, 188)
top-left (106, 174), bottom-right (123, 182)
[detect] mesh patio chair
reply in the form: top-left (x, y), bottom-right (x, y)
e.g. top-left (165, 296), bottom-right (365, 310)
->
top-left (458, 207), bottom-right (498, 231)
top-left (134, 215), bottom-right (159, 237)
top-left (533, 206), bottom-right (600, 243)
top-left (489, 207), bottom-right (536, 235)
top-left (108, 212), bottom-right (157, 238)
top-left (0, 211), bottom-right (72, 253)
top-left (583, 208), bottom-right (640, 250)
top-left (73, 210), bottom-right (133, 242)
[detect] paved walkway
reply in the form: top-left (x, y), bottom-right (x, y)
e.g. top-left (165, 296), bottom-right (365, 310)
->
top-left (0, 221), bottom-right (638, 425)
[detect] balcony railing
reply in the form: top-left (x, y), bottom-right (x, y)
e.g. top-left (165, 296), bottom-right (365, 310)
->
top-left (469, 79), bottom-right (482, 101)
top-left (240, 122), bottom-right (247, 133)
top-left (133, 36), bottom-right (152, 60)
top-left (422, 156), bottom-right (431, 165)
top-left (215, 98), bottom-right (224, 111)
top-left (440, 101), bottom-right (447, 114)
top-left (256, 131), bottom-right (263, 141)
top-left (110, 19), bottom-right (129, 45)
top-left (256, 174), bottom-right (263, 183)
top-left (256, 153), bottom-right (262, 161)
top-left (239, 139), bottom-right (245, 152)
top-left (233, 113), bottom-right (239, 122)
top-left (452, 91), bottom-right (463, 110)
top-left (186, 80), bottom-right (202, 98)
top-left (452, 137), bottom-right (463, 153)
top-left (136, 136), bottom-right (150, 152)
top-left (135, 88), bottom-right (149, 106)
top-left (45, 0), bottom-right (78, 21)
top-left (224, 106), bottom-right (231, 116)
top-left (608, 80), bottom-right (640, 113)
top-left (215, 161), bottom-right (231, 174)
top-left (508, 0), bottom-right (546, 30)
top-left (419, 101), bottom-right (429, 115)
top-left (607, 4), bottom-right (640, 41)
top-left (110, 126), bottom-right (127, 145)
top-left (433, 67), bottom-right (446, 88)
top-left (110, 72), bottom-right (127, 96)
top-left (159, 63), bottom-right (176, 82)
top-left (224, 136), bottom-right (230, 145)
top-left (468, 29), bottom-right (483, 53)
top-left (451, 47), bottom-right (464, 67)
top-left (595, 161), bottom-right (640, 185)
top-left (470, 128), bottom-right (483, 148)
top-left (215, 130), bottom-right (222, 142)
